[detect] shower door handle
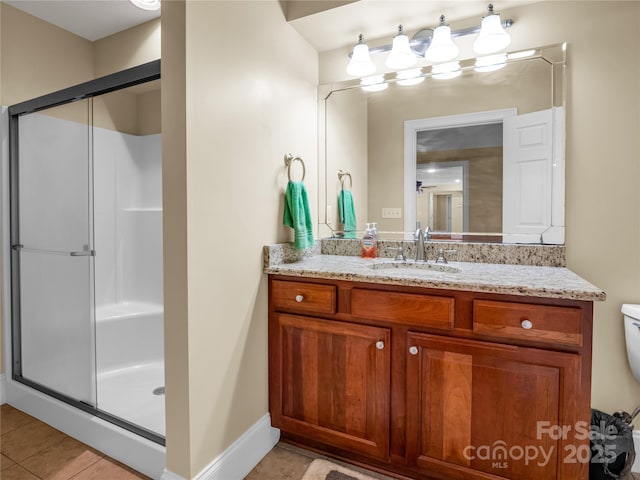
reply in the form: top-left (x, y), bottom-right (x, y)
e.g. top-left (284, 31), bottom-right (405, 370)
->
top-left (70, 250), bottom-right (96, 257)
top-left (12, 245), bottom-right (95, 256)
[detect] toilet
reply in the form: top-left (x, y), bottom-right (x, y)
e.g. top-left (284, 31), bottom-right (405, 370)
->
top-left (623, 304), bottom-right (640, 382)
top-left (622, 304), bottom-right (640, 473)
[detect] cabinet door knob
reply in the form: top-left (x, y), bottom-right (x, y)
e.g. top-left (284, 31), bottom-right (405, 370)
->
top-left (376, 341), bottom-right (385, 350)
top-left (521, 319), bottom-right (533, 330)
top-left (295, 295), bottom-right (304, 303)
top-left (409, 346), bottom-right (419, 355)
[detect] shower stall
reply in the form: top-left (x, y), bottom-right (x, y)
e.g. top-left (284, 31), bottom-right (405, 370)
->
top-left (3, 61), bottom-right (165, 474)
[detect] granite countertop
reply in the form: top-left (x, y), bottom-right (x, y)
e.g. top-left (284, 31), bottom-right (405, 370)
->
top-left (264, 254), bottom-right (606, 302)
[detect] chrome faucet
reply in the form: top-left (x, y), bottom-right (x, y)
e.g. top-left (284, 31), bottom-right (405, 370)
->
top-left (414, 225), bottom-right (430, 262)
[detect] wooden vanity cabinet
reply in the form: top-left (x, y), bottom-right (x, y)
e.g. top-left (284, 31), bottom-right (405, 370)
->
top-left (271, 313), bottom-right (391, 459)
top-left (268, 276), bottom-right (593, 480)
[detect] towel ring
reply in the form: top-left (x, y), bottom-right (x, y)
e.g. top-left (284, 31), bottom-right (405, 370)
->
top-left (285, 153), bottom-right (305, 182)
top-left (338, 170), bottom-right (352, 189)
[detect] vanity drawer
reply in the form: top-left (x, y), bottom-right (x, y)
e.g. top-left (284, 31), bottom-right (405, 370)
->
top-left (271, 280), bottom-right (337, 315)
top-left (351, 289), bottom-right (454, 330)
top-left (473, 300), bottom-right (582, 346)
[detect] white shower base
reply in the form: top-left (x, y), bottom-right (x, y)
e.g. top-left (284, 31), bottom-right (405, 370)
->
top-left (96, 302), bottom-right (165, 437)
top-left (97, 361), bottom-right (165, 436)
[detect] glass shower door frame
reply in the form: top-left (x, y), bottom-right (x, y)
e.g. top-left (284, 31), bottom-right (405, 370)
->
top-left (12, 99), bottom-right (97, 407)
top-left (8, 60), bottom-right (163, 445)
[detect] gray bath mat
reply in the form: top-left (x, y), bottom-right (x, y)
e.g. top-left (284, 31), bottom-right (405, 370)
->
top-left (301, 459), bottom-right (379, 480)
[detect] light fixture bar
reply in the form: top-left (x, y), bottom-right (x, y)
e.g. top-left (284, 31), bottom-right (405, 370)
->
top-left (349, 19), bottom-right (513, 58)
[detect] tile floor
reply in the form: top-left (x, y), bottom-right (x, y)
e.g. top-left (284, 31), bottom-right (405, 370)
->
top-left (3, 403), bottom-right (640, 480)
top-left (1, 404), bottom-right (149, 480)
top-left (245, 443), bottom-right (394, 480)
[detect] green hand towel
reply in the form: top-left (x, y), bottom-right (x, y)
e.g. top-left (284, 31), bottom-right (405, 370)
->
top-left (284, 181), bottom-right (314, 250)
top-left (338, 189), bottom-right (357, 239)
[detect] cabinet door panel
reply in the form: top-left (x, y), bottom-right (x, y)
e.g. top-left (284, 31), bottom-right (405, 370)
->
top-left (273, 314), bottom-right (390, 459)
top-left (406, 333), bottom-right (584, 480)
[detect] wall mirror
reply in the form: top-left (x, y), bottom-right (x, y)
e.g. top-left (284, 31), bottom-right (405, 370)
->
top-left (319, 43), bottom-right (566, 244)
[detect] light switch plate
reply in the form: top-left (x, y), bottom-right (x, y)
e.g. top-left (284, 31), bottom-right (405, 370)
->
top-left (382, 208), bottom-right (402, 219)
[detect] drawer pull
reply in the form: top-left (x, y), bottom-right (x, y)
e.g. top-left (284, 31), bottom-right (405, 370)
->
top-left (521, 319), bottom-right (533, 330)
top-left (375, 341), bottom-right (385, 350)
top-left (295, 295), bottom-right (304, 303)
top-left (409, 346), bottom-right (419, 355)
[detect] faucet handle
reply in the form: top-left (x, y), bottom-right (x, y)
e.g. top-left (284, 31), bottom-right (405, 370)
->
top-left (435, 248), bottom-right (458, 264)
top-left (393, 245), bottom-right (406, 262)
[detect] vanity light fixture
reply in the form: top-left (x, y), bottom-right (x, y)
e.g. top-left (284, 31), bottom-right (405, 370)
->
top-left (130, 0), bottom-right (160, 11)
top-left (474, 53), bottom-right (507, 72)
top-left (432, 62), bottom-right (462, 80)
top-left (396, 68), bottom-right (425, 86)
top-left (386, 25), bottom-right (418, 70)
top-left (361, 75), bottom-right (388, 92)
top-left (425, 16), bottom-right (459, 63)
top-left (345, 4), bottom-right (513, 77)
top-left (346, 34), bottom-right (376, 77)
top-left (473, 4), bottom-right (511, 54)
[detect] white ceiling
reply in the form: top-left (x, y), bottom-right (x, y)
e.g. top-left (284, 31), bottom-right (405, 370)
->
top-left (288, 0), bottom-right (539, 52)
top-left (3, 0), bottom-right (160, 41)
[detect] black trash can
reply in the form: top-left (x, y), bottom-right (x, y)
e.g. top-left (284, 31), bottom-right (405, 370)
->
top-left (590, 409), bottom-right (636, 479)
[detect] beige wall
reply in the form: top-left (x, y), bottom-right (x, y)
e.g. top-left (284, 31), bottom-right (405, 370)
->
top-left (162, 0), bottom-right (317, 476)
top-left (161, 1), bottom-right (190, 475)
top-left (138, 88), bottom-right (161, 135)
top-left (93, 83), bottom-right (161, 136)
top-left (0, 4), bottom-right (94, 106)
top-left (93, 18), bottom-right (161, 78)
top-left (320, 1), bottom-right (640, 414)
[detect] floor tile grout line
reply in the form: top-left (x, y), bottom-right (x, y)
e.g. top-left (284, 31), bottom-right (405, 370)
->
top-left (17, 442), bottom-right (105, 480)
top-left (2, 406), bottom-right (109, 480)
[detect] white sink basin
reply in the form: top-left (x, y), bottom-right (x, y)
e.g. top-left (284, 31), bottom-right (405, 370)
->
top-left (367, 260), bottom-right (459, 274)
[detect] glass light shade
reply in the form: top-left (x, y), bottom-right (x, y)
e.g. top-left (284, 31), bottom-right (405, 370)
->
top-left (396, 69), bottom-right (425, 86)
top-left (347, 42), bottom-right (376, 77)
top-left (474, 53), bottom-right (507, 72)
top-left (130, 0), bottom-right (160, 11)
top-left (425, 24), bottom-right (459, 63)
top-left (385, 33), bottom-right (417, 70)
top-left (473, 13), bottom-right (511, 54)
top-left (361, 75), bottom-right (388, 92)
top-left (432, 62), bottom-right (461, 80)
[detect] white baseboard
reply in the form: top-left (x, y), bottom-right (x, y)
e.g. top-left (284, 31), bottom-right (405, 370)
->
top-left (160, 470), bottom-right (185, 480)
top-left (161, 414), bottom-right (280, 480)
top-left (0, 373), bottom-right (6, 404)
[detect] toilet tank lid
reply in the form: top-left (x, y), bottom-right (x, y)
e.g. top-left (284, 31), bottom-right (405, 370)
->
top-left (622, 304), bottom-right (640, 319)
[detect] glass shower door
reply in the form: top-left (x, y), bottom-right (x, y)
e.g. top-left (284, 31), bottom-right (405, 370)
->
top-left (15, 100), bottom-right (97, 406)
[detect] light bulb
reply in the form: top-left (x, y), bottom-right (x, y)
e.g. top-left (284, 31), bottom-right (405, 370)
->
top-left (432, 62), bottom-right (461, 80)
top-left (346, 34), bottom-right (375, 77)
top-left (475, 53), bottom-right (507, 72)
top-left (361, 75), bottom-right (388, 92)
top-left (425, 16), bottom-right (459, 63)
top-left (396, 69), bottom-right (425, 86)
top-left (130, 0), bottom-right (160, 11)
top-left (473, 5), bottom-right (511, 54)
top-left (385, 25), bottom-right (417, 70)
